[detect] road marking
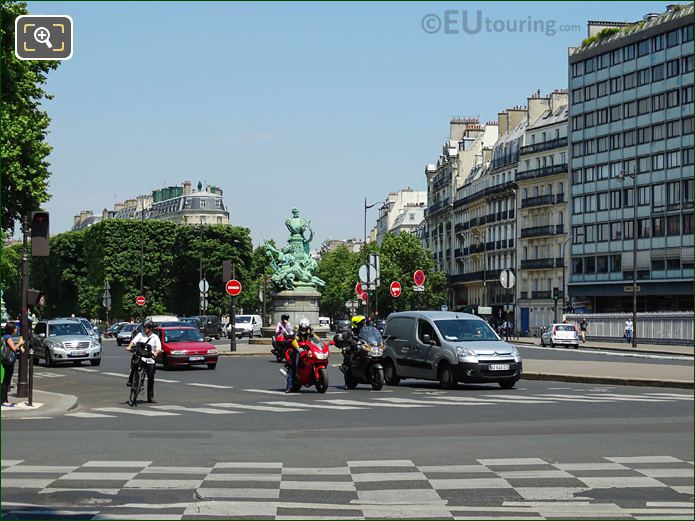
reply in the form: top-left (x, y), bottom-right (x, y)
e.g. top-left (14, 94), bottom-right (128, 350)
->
top-left (196, 488), bottom-right (280, 499)
top-left (431, 477), bottom-right (512, 489)
top-left (206, 403), bottom-right (305, 412)
top-left (281, 467), bottom-right (351, 475)
top-left (347, 460), bottom-right (414, 467)
top-left (553, 463), bottom-right (628, 471)
top-left (140, 466), bottom-right (212, 474)
top-left (102, 372), bottom-right (128, 378)
top-left (279, 480), bottom-right (355, 491)
top-left (155, 378), bottom-right (180, 383)
top-left (419, 465), bottom-right (490, 473)
top-left (187, 383), bottom-right (233, 389)
top-left (262, 400), bottom-right (364, 410)
top-left (352, 471), bottom-right (427, 482)
top-left (3, 465), bottom-right (78, 473)
top-left (376, 397), bottom-right (491, 406)
top-left (479, 458), bottom-right (548, 466)
top-left (66, 412), bottom-right (117, 418)
top-left (59, 472), bottom-right (138, 480)
top-left (606, 456), bottom-right (685, 463)
top-left (72, 367), bottom-right (99, 372)
top-left (214, 462), bottom-right (283, 469)
top-left (124, 479), bottom-right (203, 489)
top-left (319, 399), bottom-right (433, 408)
top-left (94, 407), bottom-right (180, 417)
top-left (636, 468), bottom-right (695, 478)
top-left (0, 460), bottom-right (24, 468)
top-left (40, 488), bottom-right (121, 496)
top-left (578, 476), bottom-right (667, 488)
top-left (204, 474), bottom-right (282, 482)
top-left (1, 479), bottom-right (56, 488)
top-left (498, 470), bottom-right (574, 479)
top-left (82, 461), bottom-right (152, 467)
top-left (151, 405), bottom-right (240, 415)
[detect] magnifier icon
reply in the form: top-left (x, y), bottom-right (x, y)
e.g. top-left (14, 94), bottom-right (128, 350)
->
top-left (33, 26), bottom-right (53, 49)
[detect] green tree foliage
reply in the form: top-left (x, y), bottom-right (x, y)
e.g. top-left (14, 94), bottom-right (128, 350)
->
top-left (1, 240), bottom-right (22, 317)
top-left (1, 1), bottom-right (60, 232)
top-left (315, 245), bottom-right (362, 320)
top-left (236, 244), bottom-right (274, 317)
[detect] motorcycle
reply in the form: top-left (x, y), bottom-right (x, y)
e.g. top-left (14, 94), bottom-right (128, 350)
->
top-left (271, 332), bottom-right (296, 363)
top-left (338, 325), bottom-right (385, 391)
top-left (281, 335), bottom-right (330, 393)
top-left (128, 342), bottom-right (155, 406)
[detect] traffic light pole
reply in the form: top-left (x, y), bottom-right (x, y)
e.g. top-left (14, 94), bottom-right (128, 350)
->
top-left (17, 216), bottom-right (30, 398)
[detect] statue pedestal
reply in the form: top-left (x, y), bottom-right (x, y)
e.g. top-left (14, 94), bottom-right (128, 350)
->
top-left (261, 287), bottom-right (329, 338)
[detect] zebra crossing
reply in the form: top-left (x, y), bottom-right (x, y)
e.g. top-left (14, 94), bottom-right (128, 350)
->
top-left (1, 456), bottom-right (692, 519)
top-left (53, 389), bottom-right (694, 421)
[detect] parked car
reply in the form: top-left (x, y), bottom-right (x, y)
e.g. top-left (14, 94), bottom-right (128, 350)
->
top-left (191, 315), bottom-right (222, 339)
top-left (382, 311), bottom-right (522, 389)
top-left (233, 315), bottom-right (262, 338)
top-left (107, 322), bottom-right (128, 338)
top-left (335, 320), bottom-right (351, 334)
top-left (541, 323), bottom-right (580, 349)
top-left (180, 317), bottom-right (203, 333)
top-left (117, 323), bottom-right (137, 346)
top-left (154, 325), bottom-right (218, 370)
top-left (319, 317), bottom-right (331, 329)
top-left (32, 319), bottom-right (102, 367)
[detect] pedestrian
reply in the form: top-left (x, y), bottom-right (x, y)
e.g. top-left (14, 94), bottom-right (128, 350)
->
top-left (579, 316), bottom-right (588, 343)
top-left (624, 318), bottom-right (633, 344)
top-left (2, 323), bottom-right (24, 407)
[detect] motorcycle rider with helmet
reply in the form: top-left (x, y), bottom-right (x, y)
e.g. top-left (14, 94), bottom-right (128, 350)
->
top-left (275, 314), bottom-right (293, 337)
top-left (286, 317), bottom-right (316, 393)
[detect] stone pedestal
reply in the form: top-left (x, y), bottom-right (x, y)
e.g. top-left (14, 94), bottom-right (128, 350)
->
top-left (261, 287), bottom-right (329, 338)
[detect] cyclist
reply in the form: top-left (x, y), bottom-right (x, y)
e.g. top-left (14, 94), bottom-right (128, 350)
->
top-left (126, 320), bottom-right (162, 403)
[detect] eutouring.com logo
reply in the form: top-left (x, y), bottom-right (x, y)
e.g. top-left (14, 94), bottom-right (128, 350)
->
top-left (421, 10), bottom-right (582, 36)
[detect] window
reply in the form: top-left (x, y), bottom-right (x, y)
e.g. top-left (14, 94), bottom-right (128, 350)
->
top-left (572, 169), bottom-right (582, 184)
top-left (573, 196), bottom-right (583, 214)
top-left (623, 101), bottom-right (636, 118)
top-left (623, 72), bottom-right (636, 90)
top-left (597, 192), bottom-right (608, 210)
top-left (573, 257), bottom-right (583, 274)
top-left (653, 184), bottom-right (665, 209)
top-left (651, 93), bottom-right (665, 111)
top-left (609, 76), bottom-right (622, 93)
top-left (651, 63), bottom-right (665, 82)
top-left (684, 214), bottom-right (693, 235)
top-left (610, 133), bottom-right (621, 150)
top-left (610, 161), bottom-right (622, 178)
top-left (667, 29), bottom-right (680, 47)
top-left (610, 222), bottom-right (622, 240)
top-left (638, 185), bottom-right (650, 205)
top-left (584, 257), bottom-right (596, 274)
top-left (610, 254), bottom-right (622, 272)
top-left (623, 220), bottom-right (634, 239)
top-left (571, 61), bottom-right (583, 78)
top-left (610, 104), bottom-right (622, 122)
top-left (584, 84), bottom-right (597, 100)
top-left (684, 117), bottom-right (694, 135)
top-left (596, 164), bottom-right (608, 180)
top-left (667, 258), bottom-right (681, 270)
top-left (638, 156), bottom-right (650, 173)
top-left (584, 111), bottom-right (596, 127)
top-left (637, 68), bottom-right (650, 86)
top-left (666, 89), bottom-right (679, 108)
top-left (572, 142), bottom-right (583, 157)
top-left (597, 108), bottom-right (608, 125)
top-left (623, 43), bottom-right (635, 61)
top-left (638, 218), bottom-right (650, 238)
top-left (667, 215), bottom-right (681, 236)
top-left (652, 216), bottom-right (664, 237)
top-left (596, 255), bottom-right (608, 273)
top-left (682, 55), bottom-right (694, 73)
top-left (684, 149), bottom-right (695, 166)
top-left (683, 179), bottom-right (694, 208)
top-left (584, 166), bottom-right (595, 182)
top-left (584, 194), bottom-right (596, 212)
top-left (572, 115), bottom-right (583, 131)
top-left (652, 259), bottom-right (666, 271)
top-left (667, 150), bottom-right (681, 169)
top-left (610, 190), bottom-right (622, 209)
top-left (597, 80), bottom-right (608, 97)
top-left (623, 188), bottom-right (634, 208)
top-left (652, 34), bottom-right (665, 52)
top-left (637, 127), bottom-right (650, 144)
top-left (597, 136), bottom-right (609, 153)
top-left (652, 154), bottom-right (665, 171)
top-left (572, 226), bottom-right (584, 244)
top-left (417, 319), bottom-right (440, 346)
top-left (584, 139), bottom-right (595, 155)
top-left (584, 57), bottom-right (595, 73)
top-left (666, 59), bottom-right (680, 77)
top-left (683, 24), bottom-right (694, 43)
top-left (652, 123), bottom-right (664, 141)
top-left (637, 39), bottom-right (650, 57)
top-left (637, 97), bottom-right (650, 115)
top-left (667, 181), bottom-right (681, 208)
top-left (624, 129), bottom-right (636, 147)
top-left (572, 88), bottom-right (583, 104)
top-left (682, 85), bottom-right (693, 105)
top-left (623, 159), bottom-right (636, 175)
top-left (597, 53), bottom-right (609, 69)
top-left (598, 223), bottom-right (609, 242)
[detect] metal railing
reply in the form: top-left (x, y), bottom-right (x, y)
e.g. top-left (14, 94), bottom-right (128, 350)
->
top-left (519, 137), bottom-right (568, 155)
top-left (520, 257), bottom-right (564, 270)
top-left (520, 224), bottom-right (564, 238)
top-left (516, 163), bottom-right (568, 182)
top-left (565, 312), bottom-right (693, 345)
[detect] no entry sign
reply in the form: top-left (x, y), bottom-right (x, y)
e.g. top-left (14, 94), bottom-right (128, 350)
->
top-left (226, 279), bottom-right (242, 296)
top-left (136, 295), bottom-right (146, 306)
top-left (389, 281), bottom-right (402, 298)
top-left (355, 282), bottom-right (363, 296)
top-left (413, 270), bottom-right (426, 286)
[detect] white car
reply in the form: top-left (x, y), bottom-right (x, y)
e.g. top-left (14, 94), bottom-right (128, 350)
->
top-left (230, 315), bottom-right (262, 338)
top-left (541, 323), bottom-right (580, 349)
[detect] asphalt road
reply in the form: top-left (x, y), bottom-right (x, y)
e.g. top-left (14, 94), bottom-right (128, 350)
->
top-left (2, 339), bottom-right (693, 519)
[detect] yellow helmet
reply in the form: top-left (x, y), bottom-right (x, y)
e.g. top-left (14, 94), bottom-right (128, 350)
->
top-left (351, 315), bottom-right (366, 329)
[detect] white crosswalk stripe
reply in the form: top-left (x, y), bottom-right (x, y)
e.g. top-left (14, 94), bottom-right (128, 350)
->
top-left (151, 405), bottom-right (240, 415)
top-left (93, 407), bottom-right (180, 417)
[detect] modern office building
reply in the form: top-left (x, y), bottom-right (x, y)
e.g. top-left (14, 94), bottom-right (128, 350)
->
top-left (516, 90), bottom-right (570, 334)
top-left (568, 5), bottom-right (693, 312)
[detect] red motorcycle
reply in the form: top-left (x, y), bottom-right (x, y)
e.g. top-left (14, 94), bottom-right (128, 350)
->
top-left (283, 336), bottom-right (331, 393)
top-left (272, 333), bottom-right (295, 363)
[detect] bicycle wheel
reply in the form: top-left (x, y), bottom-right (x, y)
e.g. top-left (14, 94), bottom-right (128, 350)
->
top-left (128, 367), bottom-right (143, 406)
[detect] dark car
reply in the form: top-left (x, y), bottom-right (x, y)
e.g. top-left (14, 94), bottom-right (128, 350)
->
top-left (191, 315), bottom-right (222, 339)
top-left (335, 320), bottom-right (351, 334)
top-left (375, 319), bottom-right (387, 335)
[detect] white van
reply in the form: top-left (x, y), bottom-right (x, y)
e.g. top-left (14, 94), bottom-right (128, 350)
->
top-left (233, 315), bottom-right (262, 338)
top-left (146, 315), bottom-right (179, 325)
top-left (319, 317), bottom-right (331, 329)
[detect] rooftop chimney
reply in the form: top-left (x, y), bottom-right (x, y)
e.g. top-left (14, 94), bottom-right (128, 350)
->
top-left (527, 94), bottom-right (550, 126)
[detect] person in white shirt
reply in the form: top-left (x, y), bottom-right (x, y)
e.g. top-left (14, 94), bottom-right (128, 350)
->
top-left (624, 319), bottom-right (633, 344)
top-left (126, 320), bottom-right (162, 403)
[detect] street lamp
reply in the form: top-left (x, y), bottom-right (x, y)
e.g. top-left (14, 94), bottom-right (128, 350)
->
top-left (139, 198), bottom-right (146, 322)
top-left (471, 230), bottom-right (487, 307)
top-left (558, 235), bottom-right (571, 323)
top-left (618, 170), bottom-right (638, 348)
top-left (363, 198), bottom-right (386, 319)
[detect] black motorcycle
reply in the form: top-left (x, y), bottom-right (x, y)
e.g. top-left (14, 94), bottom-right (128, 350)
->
top-left (337, 325), bottom-right (385, 390)
top-left (128, 342), bottom-right (155, 406)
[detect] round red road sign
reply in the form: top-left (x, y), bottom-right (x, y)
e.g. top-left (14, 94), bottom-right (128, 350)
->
top-left (413, 270), bottom-right (426, 287)
top-left (360, 292), bottom-right (368, 303)
top-left (389, 281), bottom-right (402, 298)
top-left (355, 282), bottom-right (363, 296)
top-left (226, 279), bottom-right (242, 296)
top-left (136, 295), bottom-right (146, 306)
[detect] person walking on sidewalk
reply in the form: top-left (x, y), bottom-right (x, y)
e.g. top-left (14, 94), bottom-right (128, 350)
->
top-left (2, 323), bottom-right (24, 407)
top-left (579, 317), bottom-right (588, 343)
top-left (624, 318), bottom-right (633, 344)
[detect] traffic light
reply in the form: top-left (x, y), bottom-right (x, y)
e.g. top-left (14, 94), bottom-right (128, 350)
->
top-left (30, 211), bottom-right (50, 256)
top-left (553, 287), bottom-right (560, 301)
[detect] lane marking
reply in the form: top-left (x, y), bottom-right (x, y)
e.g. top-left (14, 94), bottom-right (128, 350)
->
top-left (187, 383), bottom-right (233, 389)
top-left (151, 405), bottom-right (241, 415)
top-left (206, 403), bottom-right (304, 412)
top-left (66, 412), bottom-right (117, 418)
top-left (94, 407), bottom-right (180, 417)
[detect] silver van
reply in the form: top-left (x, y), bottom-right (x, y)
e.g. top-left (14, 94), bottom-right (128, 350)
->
top-left (382, 311), bottom-right (522, 389)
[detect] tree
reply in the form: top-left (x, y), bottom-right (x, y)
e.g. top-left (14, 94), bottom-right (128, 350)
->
top-left (315, 244), bottom-right (362, 320)
top-left (1, 240), bottom-right (22, 317)
top-left (1, 1), bottom-right (60, 232)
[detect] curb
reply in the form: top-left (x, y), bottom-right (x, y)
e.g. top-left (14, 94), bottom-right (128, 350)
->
top-left (1, 390), bottom-right (78, 419)
top-left (514, 340), bottom-right (693, 358)
top-left (521, 372), bottom-right (693, 389)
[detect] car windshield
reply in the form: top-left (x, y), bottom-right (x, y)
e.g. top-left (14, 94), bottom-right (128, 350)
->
top-left (434, 319), bottom-right (499, 342)
top-left (79, 319), bottom-right (95, 331)
top-left (236, 317), bottom-right (251, 323)
top-left (49, 323), bottom-right (88, 337)
top-left (358, 326), bottom-right (383, 346)
top-left (555, 325), bottom-right (575, 331)
top-left (163, 328), bottom-right (205, 343)
top-left (121, 324), bottom-right (136, 332)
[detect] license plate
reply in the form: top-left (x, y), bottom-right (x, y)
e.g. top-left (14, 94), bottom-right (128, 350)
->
top-left (489, 364), bottom-right (510, 371)
top-left (189, 356), bottom-right (204, 361)
top-left (71, 351), bottom-right (86, 357)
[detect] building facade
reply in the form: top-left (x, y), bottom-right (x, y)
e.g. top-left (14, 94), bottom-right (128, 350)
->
top-left (516, 91), bottom-right (570, 335)
top-left (375, 189), bottom-right (427, 244)
top-left (568, 5), bottom-right (694, 312)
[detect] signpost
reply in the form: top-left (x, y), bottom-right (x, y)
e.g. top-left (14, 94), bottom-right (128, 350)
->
top-left (500, 269), bottom-right (515, 341)
top-left (226, 279), bottom-right (242, 296)
top-left (222, 261), bottom-right (238, 352)
top-left (413, 270), bottom-right (425, 287)
top-left (441, 304), bottom-right (448, 312)
top-left (345, 299), bottom-right (360, 315)
top-left (389, 281), bottom-right (401, 298)
top-left (136, 295), bottom-right (146, 306)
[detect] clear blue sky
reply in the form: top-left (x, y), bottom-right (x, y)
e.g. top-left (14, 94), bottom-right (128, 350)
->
top-left (29, 1), bottom-right (665, 246)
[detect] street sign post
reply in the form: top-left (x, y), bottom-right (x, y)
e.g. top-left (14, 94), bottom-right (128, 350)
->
top-left (136, 295), bottom-right (146, 306)
top-left (413, 270), bottom-right (425, 287)
top-left (200, 297), bottom-right (209, 310)
top-left (412, 285), bottom-right (425, 292)
top-left (500, 269), bottom-right (515, 289)
top-left (500, 269), bottom-right (515, 341)
top-left (226, 279), bottom-right (242, 296)
top-left (441, 304), bottom-right (448, 312)
top-left (199, 279), bottom-right (210, 293)
top-left (389, 281), bottom-right (401, 298)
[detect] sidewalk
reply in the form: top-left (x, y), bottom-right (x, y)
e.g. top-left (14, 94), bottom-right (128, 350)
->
top-left (0, 389), bottom-right (77, 419)
top-left (514, 337), bottom-right (692, 357)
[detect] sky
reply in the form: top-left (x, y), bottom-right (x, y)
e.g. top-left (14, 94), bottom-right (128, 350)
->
top-left (28, 0), bottom-right (667, 246)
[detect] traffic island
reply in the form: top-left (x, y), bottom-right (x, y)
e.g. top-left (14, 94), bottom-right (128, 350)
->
top-left (1, 390), bottom-right (78, 419)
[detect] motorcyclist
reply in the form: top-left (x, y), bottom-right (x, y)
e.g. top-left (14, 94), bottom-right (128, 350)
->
top-left (275, 314), bottom-right (293, 337)
top-left (286, 317), bottom-right (316, 393)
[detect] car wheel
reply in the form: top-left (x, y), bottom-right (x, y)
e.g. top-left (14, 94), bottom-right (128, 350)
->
top-left (438, 363), bottom-right (457, 390)
top-left (498, 379), bottom-right (517, 389)
top-left (46, 350), bottom-right (55, 367)
top-left (540, 337), bottom-right (545, 347)
top-left (207, 363), bottom-right (217, 370)
top-left (33, 356), bottom-right (40, 366)
top-left (383, 360), bottom-right (400, 386)
top-left (90, 360), bottom-right (101, 366)
top-left (550, 340), bottom-right (555, 348)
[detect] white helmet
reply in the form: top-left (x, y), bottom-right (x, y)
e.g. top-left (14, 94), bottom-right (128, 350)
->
top-left (299, 317), bottom-right (311, 332)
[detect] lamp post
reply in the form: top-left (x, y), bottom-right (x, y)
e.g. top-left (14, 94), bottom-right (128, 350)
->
top-left (472, 229), bottom-right (487, 307)
top-left (139, 199), bottom-right (146, 322)
top-left (199, 217), bottom-right (204, 316)
top-left (619, 170), bottom-right (637, 348)
top-left (558, 235), bottom-right (571, 323)
top-left (363, 198), bottom-right (386, 320)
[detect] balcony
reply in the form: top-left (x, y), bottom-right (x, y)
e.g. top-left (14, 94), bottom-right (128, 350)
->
top-left (531, 291), bottom-right (552, 299)
top-left (520, 257), bottom-right (564, 270)
top-left (468, 216), bottom-right (485, 228)
top-left (454, 223), bottom-right (466, 235)
top-left (516, 163), bottom-right (568, 182)
top-left (427, 198), bottom-right (450, 217)
top-left (520, 224), bottom-right (564, 239)
top-left (521, 193), bottom-right (565, 209)
top-left (519, 137), bottom-right (568, 155)
top-left (469, 243), bottom-right (485, 254)
top-left (454, 180), bottom-right (517, 207)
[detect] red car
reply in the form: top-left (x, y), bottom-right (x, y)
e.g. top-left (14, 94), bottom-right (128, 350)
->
top-left (155, 326), bottom-right (218, 370)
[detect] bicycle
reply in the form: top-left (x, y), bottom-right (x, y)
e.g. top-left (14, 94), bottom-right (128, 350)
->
top-left (128, 342), bottom-right (154, 406)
